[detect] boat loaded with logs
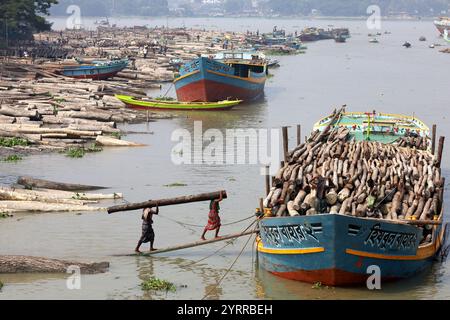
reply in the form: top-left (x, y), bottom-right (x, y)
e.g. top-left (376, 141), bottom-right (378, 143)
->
top-left (256, 107), bottom-right (449, 286)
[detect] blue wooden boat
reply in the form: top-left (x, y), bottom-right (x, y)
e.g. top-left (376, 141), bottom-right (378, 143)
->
top-left (257, 110), bottom-right (448, 286)
top-left (174, 52), bottom-right (267, 102)
top-left (257, 213), bottom-right (447, 286)
top-left (58, 58), bottom-right (129, 80)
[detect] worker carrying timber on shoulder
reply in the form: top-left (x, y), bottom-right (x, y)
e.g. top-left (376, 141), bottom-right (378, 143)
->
top-left (135, 204), bottom-right (159, 253)
top-left (201, 191), bottom-right (224, 240)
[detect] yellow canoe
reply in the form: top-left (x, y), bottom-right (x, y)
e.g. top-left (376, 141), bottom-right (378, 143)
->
top-left (115, 95), bottom-right (242, 110)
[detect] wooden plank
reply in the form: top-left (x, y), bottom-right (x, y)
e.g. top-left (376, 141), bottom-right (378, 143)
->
top-left (115, 229), bottom-right (258, 257)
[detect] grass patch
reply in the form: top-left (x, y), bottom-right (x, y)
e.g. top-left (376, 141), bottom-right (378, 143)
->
top-left (3, 155), bottom-right (23, 162)
top-left (65, 144), bottom-right (103, 158)
top-left (72, 193), bottom-right (88, 200)
top-left (0, 137), bottom-right (28, 147)
top-left (109, 132), bottom-right (123, 139)
top-left (65, 147), bottom-right (86, 158)
top-left (85, 143), bottom-right (103, 153)
top-left (164, 182), bottom-right (187, 187)
top-left (0, 280), bottom-right (3, 291)
top-left (0, 212), bottom-right (12, 218)
top-left (141, 277), bottom-right (176, 292)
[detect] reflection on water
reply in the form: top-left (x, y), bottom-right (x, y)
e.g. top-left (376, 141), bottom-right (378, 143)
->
top-left (1, 17), bottom-right (449, 299)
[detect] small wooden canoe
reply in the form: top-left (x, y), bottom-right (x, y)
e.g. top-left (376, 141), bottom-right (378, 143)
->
top-left (115, 94), bottom-right (242, 111)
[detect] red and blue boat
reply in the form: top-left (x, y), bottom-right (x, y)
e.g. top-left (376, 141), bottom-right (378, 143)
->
top-left (257, 110), bottom-right (448, 286)
top-left (174, 52), bottom-right (267, 102)
top-left (57, 58), bottom-right (129, 80)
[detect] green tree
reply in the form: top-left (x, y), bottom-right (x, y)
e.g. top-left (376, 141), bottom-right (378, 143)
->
top-left (0, 0), bottom-right (58, 45)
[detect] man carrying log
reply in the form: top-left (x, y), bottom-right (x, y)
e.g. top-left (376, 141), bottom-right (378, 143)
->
top-left (201, 191), bottom-right (223, 240)
top-left (135, 205), bottom-right (159, 253)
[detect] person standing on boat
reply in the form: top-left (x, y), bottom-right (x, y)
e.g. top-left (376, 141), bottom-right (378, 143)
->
top-left (135, 205), bottom-right (159, 253)
top-left (201, 191), bottom-right (224, 240)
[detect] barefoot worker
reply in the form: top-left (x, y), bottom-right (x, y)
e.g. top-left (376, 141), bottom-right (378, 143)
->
top-left (201, 191), bottom-right (223, 240)
top-left (135, 205), bottom-right (159, 253)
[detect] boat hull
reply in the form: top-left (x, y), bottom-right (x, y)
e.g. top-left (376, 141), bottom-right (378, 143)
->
top-left (174, 57), bottom-right (266, 102)
top-left (114, 94), bottom-right (242, 111)
top-left (59, 60), bottom-right (128, 80)
top-left (257, 214), bottom-right (444, 286)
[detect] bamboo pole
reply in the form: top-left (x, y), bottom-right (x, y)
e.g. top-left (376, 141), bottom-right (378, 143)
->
top-left (437, 136), bottom-right (445, 168)
top-left (265, 165), bottom-right (270, 196)
top-left (119, 229), bottom-right (258, 256)
top-left (282, 126), bottom-right (288, 162)
top-left (107, 190), bottom-right (227, 214)
top-left (297, 124), bottom-right (301, 145)
top-left (431, 124), bottom-right (436, 155)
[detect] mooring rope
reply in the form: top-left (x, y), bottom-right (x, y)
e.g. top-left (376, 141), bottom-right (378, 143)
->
top-left (158, 214), bottom-right (255, 228)
top-left (121, 197), bottom-right (254, 229)
top-left (201, 222), bottom-right (259, 300)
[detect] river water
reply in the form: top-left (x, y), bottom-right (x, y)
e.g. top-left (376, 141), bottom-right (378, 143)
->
top-left (0, 17), bottom-right (449, 299)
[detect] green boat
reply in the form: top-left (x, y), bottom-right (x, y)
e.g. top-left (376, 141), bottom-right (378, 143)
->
top-left (313, 109), bottom-right (430, 150)
top-left (115, 94), bottom-right (242, 111)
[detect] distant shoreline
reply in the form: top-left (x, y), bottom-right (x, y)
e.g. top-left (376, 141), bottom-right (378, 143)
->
top-left (48, 15), bottom-right (437, 21)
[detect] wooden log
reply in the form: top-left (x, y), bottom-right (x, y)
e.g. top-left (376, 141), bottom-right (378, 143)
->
top-left (17, 176), bottom-right (107, 191)
top-left (0, 105), bottom-right (40, 120)
top-left (0, 201), bottom-right (104, 213)
top-left (95, 135), bottom-right (144, 147)
top-left (119, 229), bottom-right (258, 256)
top-left (0, 255), bottom-right (109, 274)
top-left (0, 187), bottom-right (98, 205)
top-left (107, 190), bottom-right (227, 214)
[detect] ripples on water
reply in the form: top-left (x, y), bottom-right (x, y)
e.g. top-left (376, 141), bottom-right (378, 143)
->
top-left (0, 17), bottom-right (449, 299)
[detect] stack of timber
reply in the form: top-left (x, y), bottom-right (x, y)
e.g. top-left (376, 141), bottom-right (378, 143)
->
top-left (0, 176), bottom-right (122, 214)
top-left (0, 72), bottom-right (172, 154)
top-left (264, 126), bottom-right (445, 244)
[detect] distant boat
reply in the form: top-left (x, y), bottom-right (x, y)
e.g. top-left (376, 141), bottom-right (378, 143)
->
top-left (403, 41), bottom-right (412, 48)
top-left (115, 94), bottom-right (242, 111)
top-left (174, 52), bottom-right (267, 102)
top-left (57, 58), bottom-right (128, 80)
top-left (434, 17), bottom-right (450, 35)
top-left (334, 34), bottom-right (347, 43)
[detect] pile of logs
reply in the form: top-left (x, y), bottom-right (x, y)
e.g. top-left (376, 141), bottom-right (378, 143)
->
top-left (0, 74), bottom-right (172, 153)
top-left (264, 126), bottom-right (444, 224)
top-left (395, 133), bottom-right (428, 150)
